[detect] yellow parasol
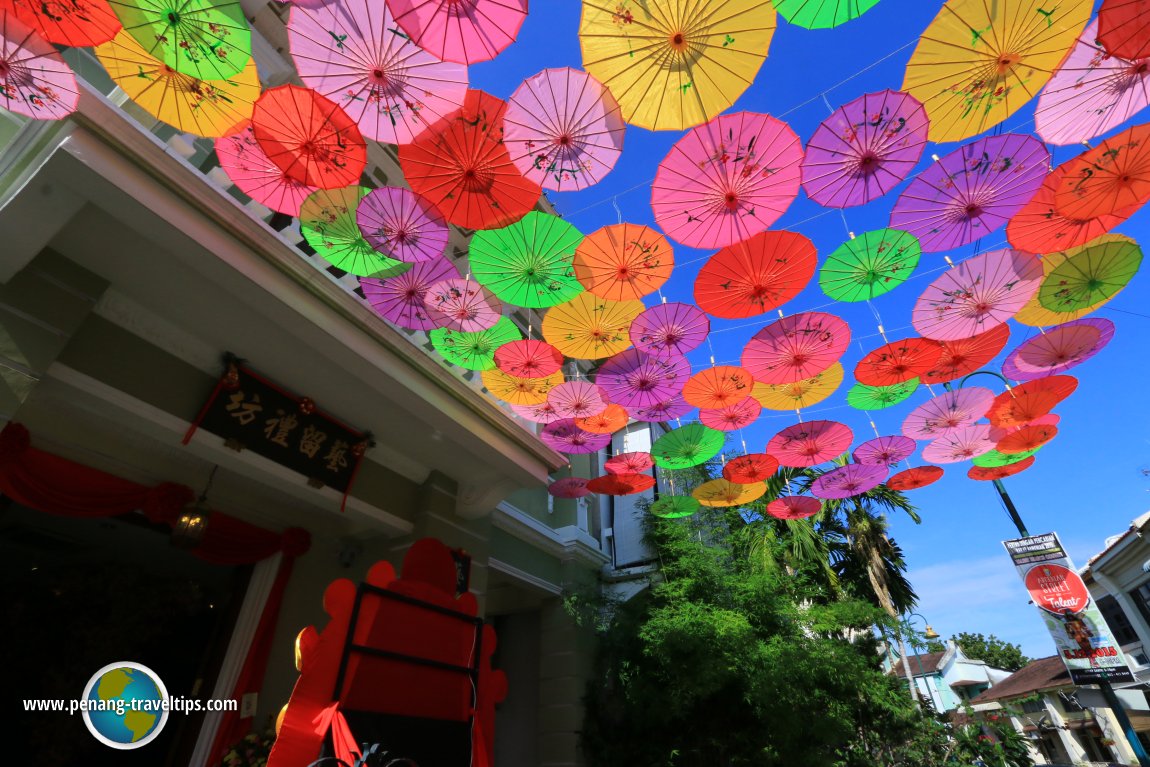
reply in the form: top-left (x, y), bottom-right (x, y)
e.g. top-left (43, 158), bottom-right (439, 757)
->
top-left (481, 369), bottom-right (565, 406)
top-left (579, 0), bottom-right (776, 131)
top-left (902, 0), bottom-right (1091, 142)
top-left (542, 293), bottom-right (644, 359)
top-left (692, 478), bottom-right (767, 508)
top-left (95, 29), bottom-right (258, 138)
top-left (751, 362), bottom-right (844, 411)
top-left (1014, 234), bottom-right (1136, 326)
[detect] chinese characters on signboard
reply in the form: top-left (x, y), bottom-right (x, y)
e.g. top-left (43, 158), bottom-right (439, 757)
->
top-left (1004, 532), bottom-right (1134, 685)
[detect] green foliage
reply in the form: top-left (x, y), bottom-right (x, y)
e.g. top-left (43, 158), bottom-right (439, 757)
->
top-left (950, 632), bottom-right (1031, 672)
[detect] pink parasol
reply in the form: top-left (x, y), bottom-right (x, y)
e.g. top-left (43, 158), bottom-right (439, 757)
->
top-left (767, 496), bottom-right (822, 520)
top-left (630, 302), bottom-right (710, 359)
top-left (0, 10), bottom-right (77, 120)
top-left (387, 0), bottom-right (527, 65)
top-left (890, 134), bottom-right (1050, 252)
top-left (1002, 318), bottom-right (1115, 381)
top-left (801, 89), bottom-right (929, 208)
top-left (1036, 19), bottom-right (1150, 146)
top-left (901, 387), bottom-right (995, 440)
top-left (356, 187), bottom-right (449, 264)
top-left (504, 67), bottom-right (625, 192)
top-left (911, 250), bottom-right (1043, 341)
top-left (596, 349), bottom-right (691, 410)
top-left (215, 122), bottom-right (320, 217)
top-left (921, 425), bottom-right (997, 464)
top-left (632, 395), bottom-right (693, 423)
top-left (700, 398), bottom-right (763, 432)
top-left (547, 380), bottom-right (610, 419)
top-left (548, 476), bottom-right (591, 499)
top-left (741, 312), bottom-right (851, 385)
top-left (511, 401), bottom-right (564, 424)
top-left (767, 420), bottom-right (854, 468)
top-left (360, 257), bottom-right (459, 331)
top-left (423, 278), bottom-right (503, 332)
top-left (605, 452), bottom-right (655, 475)
top-left (651, 111), bottom-right (804, 249)
top-left (541, 419), bottom-right (612, 455)
top-left (811, 464), bottom-right (888, 500)
top-left (495, 339), bottom-right (565, 379)
top-left (852, 435), bottom-right (917, 467)
top-left (287, 0), bottom-right (468, 145)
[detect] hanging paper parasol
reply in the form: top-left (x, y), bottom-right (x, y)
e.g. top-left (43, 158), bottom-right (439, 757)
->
top-left (854, 338), bottom-right (941, 387)
top-left (902, 387), bottom-right (995, 440)
top-left (996, 423), bottom-right (1058, 454)
top-left (767, 420), bottom-right (854, 467)
top-left (300, 187), bottom-right (409, 278)
top-left (549, 476), bottom-right (591, 498)
top-left (573, 223), bottom-right (673, 301)
top-left (742, 312), bottom-right (851, 385)
top-left (901, 0), bottom-right (1092, 142)
top-left (215, 122), bottom-right (318, 216)
top-left (921, 425), bottom-right (997, 464)
top-left (495, 339), bottom-right (565, 379)
top-left (773, 0), bottom-right (881, 29)
top-left (985, 375), bottom-right (1078, 427)
top-left (801, 89), bottom-right (928, 208)
top-left (4, 0), bottom-right (120, 46)
top-left (968, 457), bottom-right (1036, 481)
top-left (630, 302), bottom-right (709, 359)
top-left (577, 403), bottom-right (629, 434)
top-left (693, 230), bottom-right (817, 319)
top-left (683, 366), bottom-right (755, 410)
top-left (651, 423), bottom-right (726, 469)
top-left (651, 495), bottom-right (700, 518)
top-left (890, 134), bottom-right (1049, 253)
top-left (388, 0), bottom-right (527, 65)
top-left (633, 395), bottom-right (692, 423)
top-left (605, 452), bottom-right (654, 475)
top-left (700, 398), bottom-right (762, 432)
top-left (252, 85), bottom-right (366, 190)
top-left (597, 349), bottom-right (691, 409)
top-left (423, 278), bottom-right (503, 332)
top-left (819, 229), bottom-right (920, 303)
top-left (1015, 241), bottom-right (1131, 327)
top-left (652, 111), bottom-right (803, 248)
top-left (587, 472), bottom-right (655, 496)
top-left (542, 293), bottom-right (644, 359)
top-left (356, 187), bottom-right (449, 264)
top-left (811, 464), bottom-right (888, 499)
top-left (853, 435), bottom-right (917, 467)
top-left (693, 478), bottom-right (766, 508)
top-left (887, 465), bottom-right (944, 491)
top-left (723, 453), bottom-right (780, 484)
top-left (1008, 167), bottom-right (1139, 254)
top-left (1036, 19), bottom-right (1150, 146)
top-left (504, 67), bottom-right (625, 192)
top-left (579, 0), bottom-right (776, 131)
top-left (846, 379), bottom-right (919, 411)
top-left (1054, 123), bottom-right (1150, 219)
top-left (398, 89), bottom-right (542, 231)
top-left (481, 368), bottom-right (564, 405)
top-left (470, 211), bottom-right (585, 309)
top-left (1002, 318), bottom-right (1114, 381)
top-left (972, 446), bottom-right (1042, 468)
top-left (1038, 234), bottom-right (1143, 312)
top-left (1097, 0), bottom-right (1150, 61)
top-left (752, 363), bottom-right (843, 411)
top-left (921, 324), bottom-right (1011, 385)
top-left (513, 401), bottom-right (564, 424)
top-left (108, 0), bottom-right (251, 80)
top-left (0, 10), bottom-right (77, 119)
top-left (547, 380), bottom-right (610, 419)
top-left (430, 316), bottom-right (520, 370)
top-left (542, 419), bottom-right (613, 455)
top-left (767, 495), bottom-right (822, 520)
top-left (912, 250), bottom-right (1043, 341)
top-left (360, 256), bottom-right (458, 331)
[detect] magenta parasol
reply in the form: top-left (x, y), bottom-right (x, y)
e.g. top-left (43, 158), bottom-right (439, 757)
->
top-left (700, 398), bottom-right (763, 432)
top-left (356, 187), bottom-right (449, 264)
top-left (215, 122), bottom-right (320, 217)
top-left (495, 339), bottom-right (565, 379)
top-left (548, 476), bottom-right (591, 498)
top-left (1001, 318), bottom-right (1115, 381)
top-left (801, 89), bottom-right (929, 208)
top-left (912, 250), bottom-right (1043, 341)
top-left (541, 419), bottom-right (612, 455)
top-left (767, 420), bottom-right (854, 467)
top-left (741, 312), bottom-right (851, 385)
top-left (547, 381), bottom-right (610, 419)
top-left (852, 435), bottom-right (917, 467)
top-left (361, 257), bottom-right (459, 331)
top-left (387, 0), bottom-right (527, 65)
top-left (651, 111), bottom-right (804, 249)
top-left (605, 452), bottom-right (655, 475)
top-left (596, 349), bottom-right (691, 410)
top-left (632, 395), bottom-right (693, 423)
top-left (811, 464), bottom-right (888, 499)
top-left (767, 496), bottom-right (822, 520)
top-left (423, 278), bottom-right (503, 332)
top-left (0, 9), bottom-right (78, 120)
top-left (890, 134), bottom-right (1050, 252)
top-left (629, 302), bottom-right (710, 359)
top-left (512, 401), bottom-right (564, 424)
top-left (921, 425), bottom-right (997, 464)
top-left (902, 387), bottom-right (995, 440)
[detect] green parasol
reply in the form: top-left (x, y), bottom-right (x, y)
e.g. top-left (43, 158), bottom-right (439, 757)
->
top-left (819, 229), bottom-right (920, 303)
top-left (773, 0), bottom-right (882, 29)
top-left (650, 495), bottom-right (700, 518)
top-left (846, 378), bottom-right (919, 411)
top-left (300, 187), bottom-right (409, 279)
top-left (430, 317), bottom-right (521, 371)
top-left (1037, 235), bottom-right (1142, 313)
top-left (972, 447), bottom-right (1041, 468)
top-left (108, 0), bottom-right (251, 80)
top-left (469, 211), bottom-right (585, 308)
top-left (651, 424), bottom-right (725, 470)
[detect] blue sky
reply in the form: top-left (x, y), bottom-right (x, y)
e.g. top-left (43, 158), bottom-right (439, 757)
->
top-left (468, 1), bottom-right (1150, 658)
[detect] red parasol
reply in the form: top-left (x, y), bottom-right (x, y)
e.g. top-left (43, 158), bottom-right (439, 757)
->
top-left (986, 376), bottom-right (1078, 428)
top-left (548, 477), bottom-right (591, 498)
top-left (912, 250), bottom-right (1043, 341)
top-left (495, 339), bottom-right (565, 379)
top-left (2, 0), bottom-right (120, 46)
top-left (853, 435), bottom-right (917, 467)
top-left (767, 420), bottom-right (854, 467)
top-left (995, 423), bottom-right (1058, 455)
top-left (742, 312), bottom-right (851, 385)
top-left (767, 496), bottom-right (822, 520)
top-left (1007, 167), bottom-right (1139, 254)
top-left (700, 398), bottom-right (763, 432)
top-left (251, 85), bottom-right (367, 190)
top-left (1002, 318), bottom-right (1114, 381)
top-left (693, 231), bottom-right (818, 319)
top-left (683, 366), bottom-right (755, 410)
top-left (968, 457), bottom-right (1036, 481)
top-left (596, 349), bottom-right (691, 410)
top-left (547, 381), bottom-right (610, 419)
top-left (921, 425), bottom-right (997, 464)
top-left (723, 453), bottom-right (780, 484)
top-left (1098, 0), bottom-right (1150, 66)
top-left (577, 403), bottom-right (629, 434)
top-left (1054, 123), bottom-right (1150, 220)
top-left (853, 337), bottom-right (941, 387)
top-left (887, 465), bottom-right (944, 491)
top-left (921, 325), bottom-right (1011, 385)
top-left (902, 387), bottom-right (995, 440)
top-left (605, 452), bottom-right (655, 475)
top-left (587, 473), bottom-right (655, 496)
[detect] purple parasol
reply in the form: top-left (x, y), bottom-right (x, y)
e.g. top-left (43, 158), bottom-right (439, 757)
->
top-left (360, 257), bottom-right (459, 331)
top-left (912, 250), bottom-right (1044, 341)
top-left (541, 418), bottom-right (612, 454)
top-left (630, 302), bottom-right (711, 359)
top-left (356, 187), bottom-right (449, 264)
top-left (547, 381), bottom-right (611, 419)
top-left (632, 395), bottom-right (693, 423)
top-left (596, 349), bottom-right (691, 409)
top-left (700, 398), bottom-right (763, 432)
top-left (423, 278), bottom-right (503, 332)
top-left (890, 134), bottom-right (1050, 252)
top-left (801, 89), bottom-right (929, 208)
top-left (921, 425), bottom-right (997, 464)
top-left (902, 387), bottom-right (995, 440)
top-left (852, 435), bottom-right (917, 467)
top-left (1002, 318), bottom-right (1116, 381)
top-left (810, 464), bottom-right (889, 500)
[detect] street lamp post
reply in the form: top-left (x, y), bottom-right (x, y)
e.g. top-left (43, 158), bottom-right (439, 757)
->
top-left (906, 612), bottom-right (940, 709)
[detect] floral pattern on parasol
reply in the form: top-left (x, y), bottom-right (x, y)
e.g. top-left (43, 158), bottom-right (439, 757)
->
top-left (541, 293), bottom-right (643, 360)
top-left (356, 187), bottom-right (449, 264)
top-left (389, 0), bottom-right (528, 65)
top-left (921, 324), bottom-right (1011, 384)
top-left (692, 478), bottom-right (766, 508)
top-left (0, 9), bottom-right (77, 119)
top-left (819, 229), bottom-right (921, 303)
top-left (752, 363), bottom-right (843, 411)
top-left (985, 375), bottom-right (1078, 427)
top-left (921, 424), bottom-right (997, 464)
top-left (1002, 318), bottom-right (1114, 381)
top-left (469, 211), bottom-right (585, 309)
top-left (911, 250), bottom-right (1043, 341)
top-left (215, 122), bottom-right (318, 216)
top-left (767, 495), bottom-right (821, 519)
top-left (700, 398), bottom-right (762, 432)
top-left (605, 452), bottom-right (655, 475)
top-left (547, 380), bottom-right (610, 419)
top-left (549, 476), bottom-right (590, 498)
top-left (573, 223), bottom-right (673, 302)
top-left (693, 230), bottom-right (817, 319)
top-left (596, 349), bottom-right (691, 410)
top-left (887, 465), bottom-right (943, 491)
top-left (495, 339), bottom-right (565, 379)
top-left (901, 387), bottom-right (995, 440)
top-left (630, 302), bottom-right (710, 359)
top-left (723, 453), bottom-right (780, 484)
top-left (651, 423), bottom-right (726, 469)
top-left (423, 278), bottom-right (503, 332)
top-left (542, 419), bottom-right (613, 454)
top-left (683, 366), bottom-right (755, 410)
top-left (742, 312), bottom-right (851, 385)
top-left (767, 420), bottom-right (854, 467)
top-left (853, 435), bottom-right (917, 467)
top-left (811, 463), bottom-right (888, 499)
top-left (853, 338), bottom-right (941, 387)
top-left (360, 256), bottom-right (458, 331)
top-left (252, 85), bottom-right (367, 190)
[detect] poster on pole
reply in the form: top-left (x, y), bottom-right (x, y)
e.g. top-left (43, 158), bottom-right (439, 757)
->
top-left (1004, 532), bottom-right (1134, 684)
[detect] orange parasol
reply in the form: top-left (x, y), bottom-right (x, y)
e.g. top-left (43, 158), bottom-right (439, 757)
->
top-left (577, 403), bottom-right (629, 434)
top-left (693, 231), bottom-right (817, 319)
top-left (995, 423), bottom-right (1058, 454)
top-left (985, 375), bottom-right (1078, 427)
top-left (541, 293), bottom-right (644, 360)
top-left (572, 223), bottom-right (674, 301)
top-left (682, 366), bottom-right (755, 410)
top-left (921, 325), bottom-right (1011, 385)
top-left (692, 479), bottom-right (767, 508)
top-left (1054, 123), bottom-right (1150, 220)
top-left (854, 337), bottom-right (941, 387)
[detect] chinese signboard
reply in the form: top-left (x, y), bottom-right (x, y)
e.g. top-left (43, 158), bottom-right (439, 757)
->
top-left (1004, 532), bottom-right (1134, 684)
top-left (185, 359), bottom-right (371, 499)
